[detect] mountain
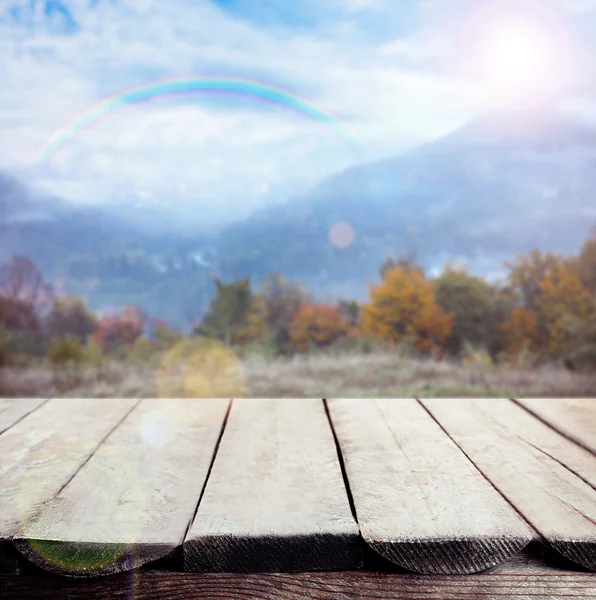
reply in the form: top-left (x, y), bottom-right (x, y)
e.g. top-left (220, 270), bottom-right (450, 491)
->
top-left (2, 109), bottom-right (595, 325)
top-left (0, 171), bottom-right (215, 328)
top-left (214, 109), bottom-right (596, 299)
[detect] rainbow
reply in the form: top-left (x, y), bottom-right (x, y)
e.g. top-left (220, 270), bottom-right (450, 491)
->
top-left (32, 75), bottom-right (360, 167)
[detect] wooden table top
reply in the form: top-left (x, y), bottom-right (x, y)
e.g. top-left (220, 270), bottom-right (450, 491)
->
top-left (0, 398), bottom-right (594, 598)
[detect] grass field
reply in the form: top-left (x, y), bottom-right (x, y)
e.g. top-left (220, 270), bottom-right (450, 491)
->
top-left (1, 350), bottom-right (595, 398)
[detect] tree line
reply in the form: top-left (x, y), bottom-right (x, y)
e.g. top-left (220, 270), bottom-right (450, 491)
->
top-left (1, 232), bottom-right (595, 372)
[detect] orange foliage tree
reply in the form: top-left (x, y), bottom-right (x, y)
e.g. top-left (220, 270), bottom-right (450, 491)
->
top-left (92, 306), bottom-right (146, 354)
top-left (506, 251), bottom-right (593, 358)
top-left (289, 302), bottom-right (350, 352)
top-left (499, 307), bottom-right (540, 356)
top-left (361, 264), bottom-right (453, 355)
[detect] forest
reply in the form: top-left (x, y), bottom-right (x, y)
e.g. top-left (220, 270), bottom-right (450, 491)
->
top-left (1, 231), bottom-right (595, 398)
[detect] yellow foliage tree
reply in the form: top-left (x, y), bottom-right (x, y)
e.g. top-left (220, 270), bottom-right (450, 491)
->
top-left (233, 296), bottom-right (268, 346)
top-left (572, 234), bottom-right (596, 294)
top-left (361, 265), bottom-right (453, 355)
top-left (506, 250), bottom-right (593, 358)
top-left (537, 263), bottom-right (592, 357)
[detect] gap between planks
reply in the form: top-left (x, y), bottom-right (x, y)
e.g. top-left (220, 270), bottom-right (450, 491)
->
top-left (12, 399), bottom-right (231, 577)
top-left (326, 399), bottom-right (533, 574)
top-left (421, 398), bottom-right (596, 572)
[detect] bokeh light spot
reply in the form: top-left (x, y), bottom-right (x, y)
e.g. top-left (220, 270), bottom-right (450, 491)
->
top-left (157, 338), bottom-right (246, 398)
top-left (329, 222), bottom-right (355, 249)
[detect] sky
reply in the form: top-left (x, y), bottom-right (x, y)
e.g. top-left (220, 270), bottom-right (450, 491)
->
top-left (1, 0), bottom-right (595, 225)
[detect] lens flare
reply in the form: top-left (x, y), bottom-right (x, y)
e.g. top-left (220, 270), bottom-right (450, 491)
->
top-left (157, 338), bottom-right (246, 398)
top-left (458, 0), bottom-right (573, 109)
top-left (329, 222), bottom-right (355, 249)
top-left (17, 443), bottom-right (146, 576)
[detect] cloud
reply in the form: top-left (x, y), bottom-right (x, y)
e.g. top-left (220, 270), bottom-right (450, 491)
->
top-left (0, 0), bottom-right (593, 224)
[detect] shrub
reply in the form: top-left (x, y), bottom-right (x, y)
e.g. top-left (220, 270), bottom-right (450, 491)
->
top-left (0, 326), bottom-right (9, 367)
top-left (48, 336), bottom-right (85, 366)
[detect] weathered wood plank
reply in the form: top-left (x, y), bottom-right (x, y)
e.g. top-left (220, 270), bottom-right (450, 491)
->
top-left (183, 398), bottom-right (361, 573)
top-left (13, 399), bottom-right (230, 577)
top-left (3, 553), bottom-right (595, 600)
top-left (0, 399), bottom-right (48, 435)
top-left (422, 398), bottom-right (596, 571)
top-left (491, 399), bottom-right (596, 488)
top-left (326, 399), bottom-right (532, 574)
top-left (0, 398), bottom-right (138, 574)
top-left (515, 398), bottom-right (596, 456)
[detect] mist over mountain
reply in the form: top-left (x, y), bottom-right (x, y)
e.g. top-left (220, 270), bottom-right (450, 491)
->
top-left (1, 109), bottom-right (595, 326)
top-left (215, 109), bottom-right (596, 298)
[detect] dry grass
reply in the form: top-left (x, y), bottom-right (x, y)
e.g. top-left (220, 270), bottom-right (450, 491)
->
top-left (1, 351), bottom-right (595, 398)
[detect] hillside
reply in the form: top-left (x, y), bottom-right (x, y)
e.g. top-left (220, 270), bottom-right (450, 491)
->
top-left (2, 109), bottom-right (595, 324)
top-left (0, 172), bottom-right (216, 326)
top-left (215, 109), bottom-right (596, 299)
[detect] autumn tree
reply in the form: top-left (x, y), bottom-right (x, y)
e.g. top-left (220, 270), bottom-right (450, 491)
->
top-left (506, 249), bottom-right (592, 357)
top-left (0, 295), bottom-right (40, 332)
top-left (506, 250), bottom-right (561, 313)
top-left (151, 318), bottom-right (182, 351)
top-left (379, 253), bottom-right (423, 279)
top-left (561, 298), bottom-right (596, 372)
top-left (194, 278), bottom-right (252, 345)
top-left (338, 299), bottom-right (361, 328)
top-left (0, 255), bottom-right (51, 334)
top-left (536, 262), bottom-right (592, 357)
top-left (0, 254), bottom-right (52, 308)
top-left (92, 306), bottom-right (146, 354)
top-left (433, 267), bottom-right (494, 356)
top-left (45, 296), bottom-right (97, 343)
top-left (361, 264), bottom-right (453, 355)
top-left (289, 302), bottom-right (350, 352)
top-left (572, 233), bottom-right (596, 295)
top-left (499, 307), bottom-right (541, 357)
top-left (259, 274), bottom-right (310, 354)
top-left (233, 295), bottom-right (268, 347)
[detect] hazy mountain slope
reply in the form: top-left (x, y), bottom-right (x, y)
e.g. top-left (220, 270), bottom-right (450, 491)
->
top-left (0, 171), bottom-right (215, 327)
top-left (215, 110), bottom-right (596, 298)
top-left (2, 110), bottom-right (595, 324)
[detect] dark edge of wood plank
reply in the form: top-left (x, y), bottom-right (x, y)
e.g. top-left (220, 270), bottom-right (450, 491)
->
top-left (0, 399), bottom-right (50, 435)
top-left (183, 403), bottom-right (361, 573)
top-left (9, 541), bottom-right (176, 578)
top-left (326, 399), bottom-right (533, 575)
top-left (368, 537), bottom-right (533, 576)
top-left (11, 399), bottom-right (231, 578)
top-left (183, 399), bottom-right (362, 573)
top-left (421, 399), bottom-right (596, 573)
top-left (551, 541), bottom-right (596, 573)
top-left (1, 399), bottom-right (141, 576)
top-left (185, 533), bottom-right (362, 573)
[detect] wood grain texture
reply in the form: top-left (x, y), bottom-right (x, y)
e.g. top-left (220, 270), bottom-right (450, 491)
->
top-left (492, 399), bottom-right (596, 488)
top-left (183, 398), bottom-right (361, 573)
top-left (0, 398), bottom-right (138, 574)
top-left (13, 399), bottom-right (230, 577)
top-left (422, 398), bottom-right (596, 572)
top-left (326, 399), bottom-right (532, 574)
top-left (2, 554), bottom-right (595, 600)
top-left (515, 398), bottom-right (596, 456)
top-left (0, 399), bottom-right (48, 435)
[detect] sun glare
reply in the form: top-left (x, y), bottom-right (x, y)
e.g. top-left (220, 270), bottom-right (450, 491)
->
top-left (460, 1), bottom-right (572, 109)
top-left (483, 22), bottom-right (552, 90)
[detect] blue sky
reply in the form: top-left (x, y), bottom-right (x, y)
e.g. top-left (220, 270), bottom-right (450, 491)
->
top-left (1, 0), bottom-right (595, 224)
